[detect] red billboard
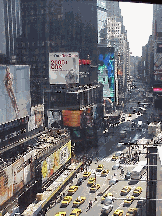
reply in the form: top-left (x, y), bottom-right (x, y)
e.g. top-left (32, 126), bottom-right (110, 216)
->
top-left (153, 88), bottom-right (162, 92)
top-left (62, 110), bottom-right (83, 127)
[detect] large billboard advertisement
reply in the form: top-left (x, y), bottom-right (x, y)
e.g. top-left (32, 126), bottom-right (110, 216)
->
top-left (62, 110), bottom-right (83, 127)
top-left (49, 52), bottom-right (79, 84)
top-left (41, 141), bottom-right (71, 183)
top-left (0, 65), bottom-right (31, 124)
top-left (0, 153), bottom-right (36, 206)
top-left (98, 47), bottom-right (115, 101)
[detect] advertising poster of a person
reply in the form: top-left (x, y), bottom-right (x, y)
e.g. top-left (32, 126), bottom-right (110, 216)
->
top-left (34, 110), bottom-right (43, 128)
top-left (4, 66), bottom-right (20, 117)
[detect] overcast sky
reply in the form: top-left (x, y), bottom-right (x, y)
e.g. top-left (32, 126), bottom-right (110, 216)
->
top-left (119, 1), bottom-right (153, 57)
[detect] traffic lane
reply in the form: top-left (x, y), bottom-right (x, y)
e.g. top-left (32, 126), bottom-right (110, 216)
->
top-left (108, 174), bottom-right (147, 216)
top-left (46, 162), bottom-right (111, 216)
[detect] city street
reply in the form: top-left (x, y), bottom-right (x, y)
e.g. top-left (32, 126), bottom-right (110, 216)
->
top-left (45, 79), bottom-right (153, 216)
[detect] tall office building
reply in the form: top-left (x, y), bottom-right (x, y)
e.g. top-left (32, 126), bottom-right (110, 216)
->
top-left (0, 0), bottom-right (6, 54)
top-left (3, 0), bottom-right (22, 60)
top-left (16, 0), bottom-right (98, 106)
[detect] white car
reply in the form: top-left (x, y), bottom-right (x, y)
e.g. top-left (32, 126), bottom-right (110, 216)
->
top-left (115, 151), bottom-right (122, 157)
top-left (101, 204), bottom-right (113, 215)
top-left (109, 178), bottom-right (118, 185)
top-left (112, 164), bottom-right (120, 170)
top-left (117, 143), bottom-right (124, 148)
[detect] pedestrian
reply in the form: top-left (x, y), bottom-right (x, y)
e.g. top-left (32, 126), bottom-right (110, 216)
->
top-left (89, 202), bottom-right (91, 209)
top-left (90, 200), bottom-right (93, 207)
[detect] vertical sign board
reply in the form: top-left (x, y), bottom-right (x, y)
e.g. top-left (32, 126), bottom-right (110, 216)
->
top-left (23, 150), bottom-right (35, 185)
top-left (49, 52), bottom-right (79, 84)
top-left (12, 157), bottom-right (24, 194)
top-left (154, 42), bottom-right (162, 81)
top-left (0, 165), bottom-right (13, 206)
top-left (98, 47), bottom-right (115, 102)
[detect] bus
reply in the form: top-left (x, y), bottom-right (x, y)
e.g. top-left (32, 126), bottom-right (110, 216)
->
top-left (131, 161), bottom-right (147, 180)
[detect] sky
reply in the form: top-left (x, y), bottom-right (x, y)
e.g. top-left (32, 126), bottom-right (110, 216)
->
top-left (119, 1), bottom-right (153, 57)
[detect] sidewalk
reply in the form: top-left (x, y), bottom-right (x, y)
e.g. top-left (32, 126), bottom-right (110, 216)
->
top-left (22, 162), bottom-right (83, 216)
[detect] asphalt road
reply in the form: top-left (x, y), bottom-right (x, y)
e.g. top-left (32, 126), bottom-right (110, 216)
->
top-left (46, 79), bottom-right (152, 216)
top-left (46, 119), bottom-right (148, 216)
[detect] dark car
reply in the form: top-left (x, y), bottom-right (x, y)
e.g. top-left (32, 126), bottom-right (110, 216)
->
top-left (125, 171), bottom-right (131, 180)
top-left (76, 178), bottom-right (83, 186)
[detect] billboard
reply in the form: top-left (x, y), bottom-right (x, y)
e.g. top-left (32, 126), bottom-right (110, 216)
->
top-left (98, 47), bottom-right (115, 101)
top-left (47, 110), bottom-right (61, 128)
top-left (62, 110), bottom-right (83, 127)
top-left (28, 105), bottom-right (44, 131)
top-left (41, 141), bottom-right (71, 183)
top-left (12, 157), bottom-right (24, 194)
top-left (0, 65), bottom-right (31, 124)
top-left (24, 150), bottom-right (35, 185)
top-left (0, 165), bottom-right (13, 206)
top-left (153, 88), bottom-right (162, 92)
top-left (49, 52), bottom-right (79, 84)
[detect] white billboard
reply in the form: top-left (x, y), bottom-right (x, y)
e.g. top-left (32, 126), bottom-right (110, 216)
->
top-left (49, 52), bottom-right (79, 84)
top-left (0, 65), bottom-right (31, 124)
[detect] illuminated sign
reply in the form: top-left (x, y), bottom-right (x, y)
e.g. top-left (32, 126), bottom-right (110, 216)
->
top-left (62, 110), bottom-right (83, 127)
top-left (79, 59), bottom-right (91, 65)
top-left (98, 47), bottom-right (115, 101)
top-left (153, 88), bottom-right (162, 92)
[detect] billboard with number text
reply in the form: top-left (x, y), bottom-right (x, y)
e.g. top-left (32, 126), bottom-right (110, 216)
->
top-left (49, 52), bottom-right (79, 84)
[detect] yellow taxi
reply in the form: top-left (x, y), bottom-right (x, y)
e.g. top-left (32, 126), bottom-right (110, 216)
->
top-left (101, 192), bottom-right (113, 203)
top-left (126, 208), bottom-right (138, 216)
top-left (112, 155), bottom-right (118, 161)
top-left (133, 187), bottom-right (142, 196)
top-left (96, 164), bottom-right (104, 171)
top-left (83, 171), bottom-right (91, 179)
top-left (73, 196), bottom-right (86, 207)
top-left (61, 196), bottom-right (72, 207)
top-left (67, 186), bottom-right (78, 195)
top-left (90, 183), bottom-right (100, 192)
top-left (87, 177), bottom-right (95, 186)
top-left (112, 209), bottom-right (124, 216)
top-left (123, 196), bottom-right (135, 206)
top-left (55, 212), bottom-right (66, 216)
top-left (70, 208), bottom-right (82, 216)
top-left (128, 114), bottom-right (132, 117)
top-left (101, 169), bottom-right (109, 177)
top-left (120, 186), bottom-right (131, 195)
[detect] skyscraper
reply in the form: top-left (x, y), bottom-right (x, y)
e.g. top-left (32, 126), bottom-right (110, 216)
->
top-left (0, 0), bottom-right (6, 54)
top-left (16, 0), bottom-right (98, 106)
top-left (3, 0), bottom-right (22, 60)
